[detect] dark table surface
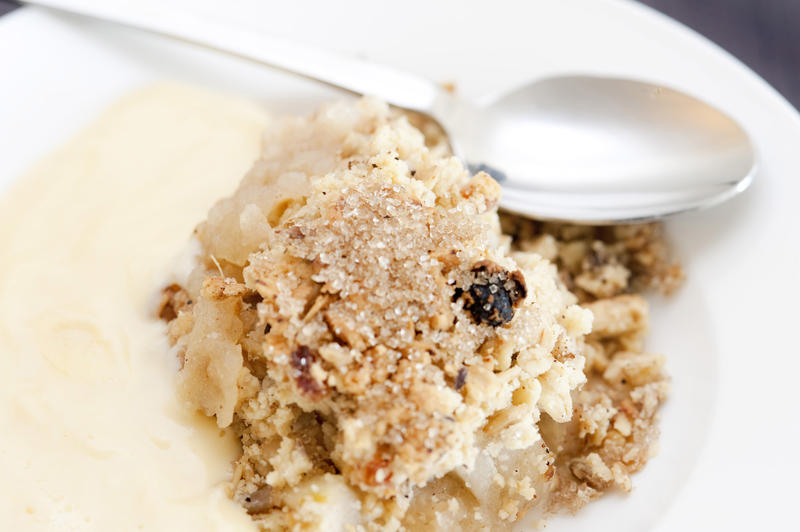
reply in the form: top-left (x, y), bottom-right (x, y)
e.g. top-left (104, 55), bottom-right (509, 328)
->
top-left (1, 0), bottom-right (798, 109)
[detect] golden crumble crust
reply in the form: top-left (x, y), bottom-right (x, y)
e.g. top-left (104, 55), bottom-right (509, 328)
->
top-left (161, 98), bottom-right (680, 531)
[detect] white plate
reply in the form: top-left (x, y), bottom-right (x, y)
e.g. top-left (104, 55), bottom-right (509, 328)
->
top-left (1, 1), bottom-right (799, 530)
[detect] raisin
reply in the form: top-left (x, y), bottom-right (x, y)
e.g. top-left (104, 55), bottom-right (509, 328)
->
top-left (454, 367), bottom-right (468, 391)
top-left (459, 261), bottom-right (526, 327)
top-left (290, 346), bottom-right (326, 399)
top-left (464, 283), bottom-right (514, 326)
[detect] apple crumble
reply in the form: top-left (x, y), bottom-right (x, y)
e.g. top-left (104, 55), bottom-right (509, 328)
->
top-left (159, 97), bottom-right (681, 531)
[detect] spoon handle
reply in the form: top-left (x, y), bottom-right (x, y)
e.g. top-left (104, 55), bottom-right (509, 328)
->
top-left (23, 0), bottom-right (442, 112)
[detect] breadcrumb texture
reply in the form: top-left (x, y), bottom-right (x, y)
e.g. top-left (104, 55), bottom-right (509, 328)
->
top-left (161, 98), bottom-right (681, 531)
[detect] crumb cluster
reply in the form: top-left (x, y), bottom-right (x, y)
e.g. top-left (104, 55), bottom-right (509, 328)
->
top-left (160, 98), bottom-right (680, 531)
top-left (500, 216), bottom-right (681, 507)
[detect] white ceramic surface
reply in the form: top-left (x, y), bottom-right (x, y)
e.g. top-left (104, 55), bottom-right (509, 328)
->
top-left (1, 1), bottom-right (798, 530)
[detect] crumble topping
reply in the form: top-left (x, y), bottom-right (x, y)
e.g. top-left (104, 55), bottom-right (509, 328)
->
top-left (160, 97), bottom-right (681, 531)
top-left (500, 215), bottom-right (680, 510)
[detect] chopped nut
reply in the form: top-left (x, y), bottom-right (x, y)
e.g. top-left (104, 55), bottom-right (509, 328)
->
top-left (202, 276), bottom-right (249, 300)
top-left (323, 308), bottom-right (367, 350)
top-left (584, 295), bottom-right (649, 338)
top-left (429, 310), bottom-right (454, 331)
top-left (303, 294), bottom-right (331, 322)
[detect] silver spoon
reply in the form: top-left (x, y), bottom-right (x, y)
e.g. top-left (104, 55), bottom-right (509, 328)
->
top-left (25, 0), bottom-right (757, 224)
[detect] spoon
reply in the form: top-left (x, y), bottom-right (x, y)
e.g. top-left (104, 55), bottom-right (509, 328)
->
top-left (25, 0), bottom-right (757, 224)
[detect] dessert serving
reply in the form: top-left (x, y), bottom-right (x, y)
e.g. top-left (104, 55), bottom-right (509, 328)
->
top-left (159, 96), bottom-right (681, 530)
top-left (0, 77), bottom-right (681, 532)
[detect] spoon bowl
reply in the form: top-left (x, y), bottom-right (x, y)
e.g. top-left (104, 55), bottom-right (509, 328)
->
top-left (440, 76), bottom-right (756, 223)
